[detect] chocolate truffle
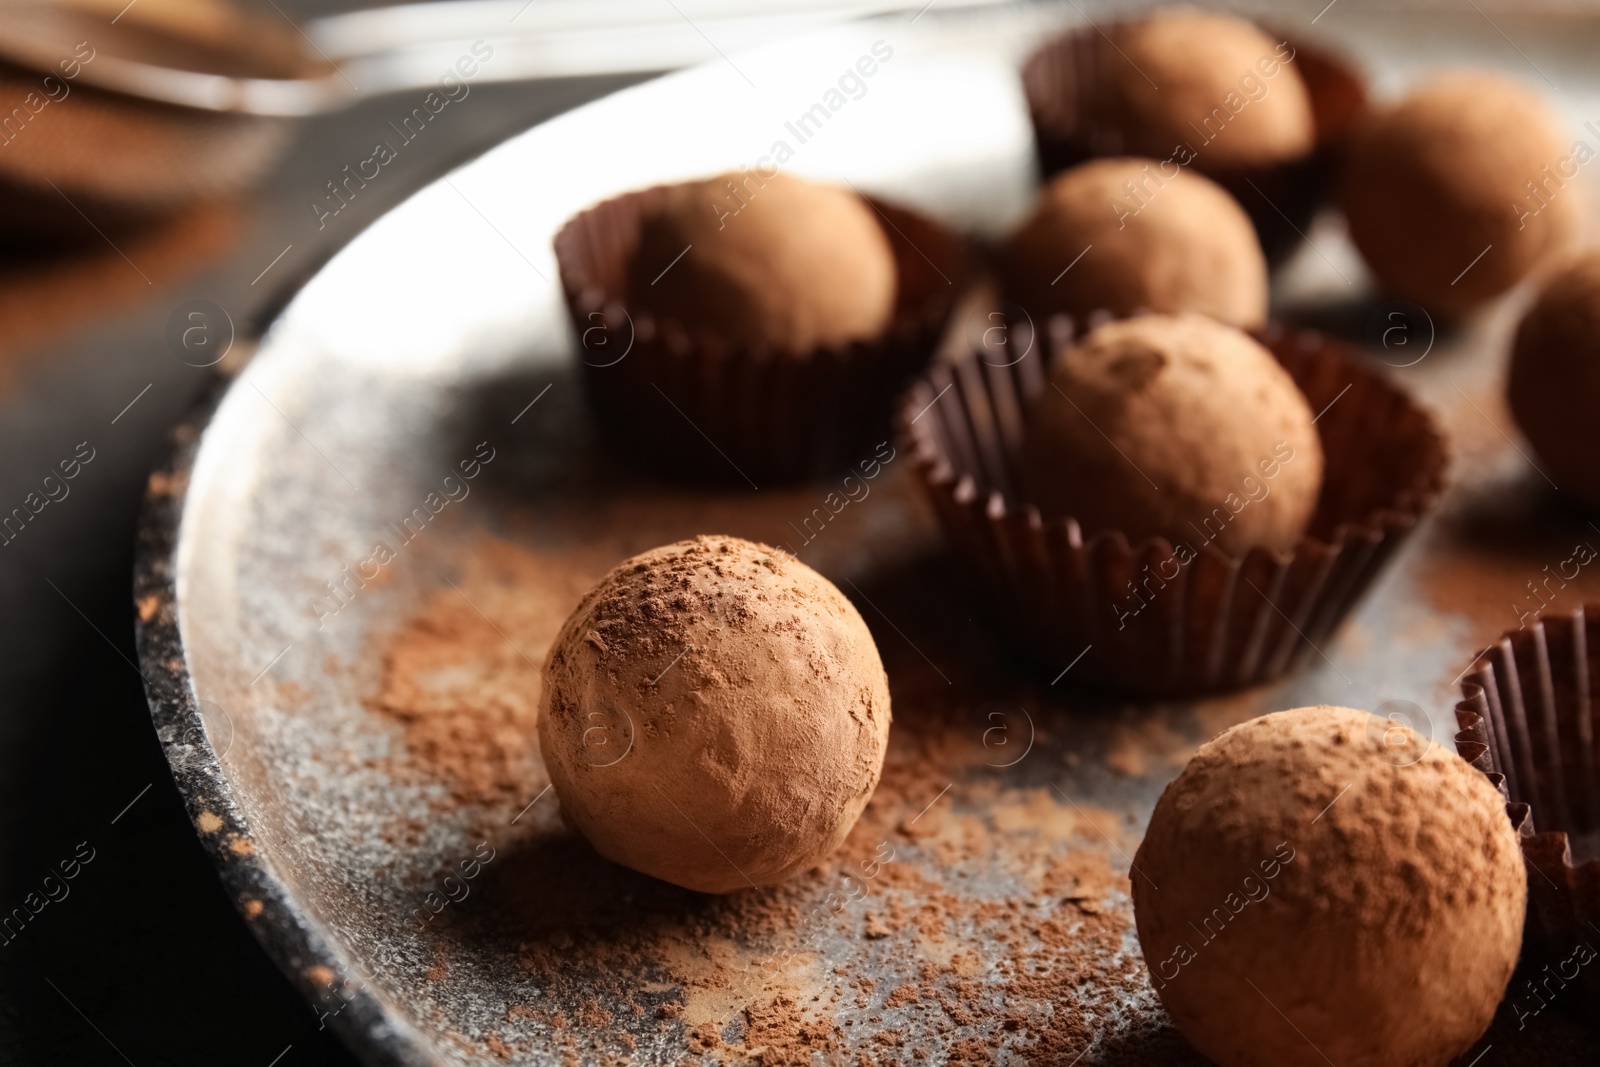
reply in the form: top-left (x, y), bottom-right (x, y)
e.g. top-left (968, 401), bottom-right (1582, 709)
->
top-left (1086, 9), bottom-right (1315, 171)
top-left (1132, 706), bottom-right (1525, 1067)
top-left (1341, 71), bottom-right (1578, 316)
top-left (626, 172), bottom-right (896, 352)
top-left (1508, 250), bottom-right (1600, 507)
top-left (1003, 158), bottom-right (1268, 328)
top-left (538, 535), bottom-right (892, 893)
top-left (1015, 315), bottom-right (1322, 555)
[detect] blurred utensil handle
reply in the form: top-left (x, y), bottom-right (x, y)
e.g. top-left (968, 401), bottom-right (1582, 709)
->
top-left (0, 0), bottom-right (1004, 115)
top-left (313, 0), bottom-right (1001, 95)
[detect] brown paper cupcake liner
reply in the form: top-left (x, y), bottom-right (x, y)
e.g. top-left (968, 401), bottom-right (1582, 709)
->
top-left (899, 316), bottom-right (1446, 697)
top-left (553, 183), bottom-right (968, 484)
top-left (1019, 25), bottom-right (1367, 265)
top-left (1455, 608), bottom-right (1600, 997)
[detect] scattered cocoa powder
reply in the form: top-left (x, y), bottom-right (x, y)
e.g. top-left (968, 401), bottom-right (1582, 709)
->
top-left (372, 538), bottom-right (594, 810)
top-left (1413, 374), bottom-right (1600, 678)
top-left (367, 534), bottom-right (1569, 1065)
top-left (368, 535), bottom-right (1203, 1064)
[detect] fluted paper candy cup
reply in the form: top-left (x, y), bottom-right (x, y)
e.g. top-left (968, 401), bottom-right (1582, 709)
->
top-left (1020, 23), bottom-right (1367, 264)
top-left (553, 183), bottom-right (969, 485)
top-left (1456, 608), bottom-right (1600, 1003)
top-left (900, 316), bottom-right (1445, 697)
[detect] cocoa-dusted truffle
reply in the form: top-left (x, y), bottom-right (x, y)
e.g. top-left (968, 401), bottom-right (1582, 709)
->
top-left (1132, 706), bottom-right (1525, 1067)
top-left (1003, 158), bottom-right (1267, 328)
top-left (1016, 315), bottom-right (1322, 555)
top-left (1085, 9), bottom-right (1315, 171)
top-left (626, 172), bottom-right (896, 352)
top-left (1508, 250), bottom-right (1600, 507)
top-left (1341, 71), bottom-right (1578, 316)
top-left (538, 535), bottom-right (891, 893)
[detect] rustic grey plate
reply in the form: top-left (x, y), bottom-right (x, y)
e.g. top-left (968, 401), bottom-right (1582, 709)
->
top-left (133, 7), bottom-right (1600, 1065)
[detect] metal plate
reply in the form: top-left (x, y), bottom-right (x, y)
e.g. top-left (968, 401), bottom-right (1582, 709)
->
top-left (135, 7), bottom-right (1600, 1065)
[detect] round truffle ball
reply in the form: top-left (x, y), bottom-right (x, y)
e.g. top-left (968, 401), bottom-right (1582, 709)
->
top-left (538, 535), bottom-right (892, 893)
top-left (1133, 706), bottom-right (1526, 1067)
top-left (1003, 158), bottom-right (1268, 329)
top-left (1086, 9), bottom-right (1316, 171)
top-left (1508, 250), bottom-right (1600, 508)
top-left (1341, 71), bottom-right (1578, 316)
top-left (626, 172), bottom-right (897, 352)
top-left (1016, 315), bottom-right (1323, 555)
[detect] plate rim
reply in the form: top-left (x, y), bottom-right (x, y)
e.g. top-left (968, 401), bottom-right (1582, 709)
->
top-left (134, 369), bottom-right (438, 1067)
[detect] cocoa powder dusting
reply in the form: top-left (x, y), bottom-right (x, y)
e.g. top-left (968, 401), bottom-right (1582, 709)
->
top-left (365, 535), bottom-right (1207, 1064)
top-left (361, 534), bottom-right (1574, 1064)
top-left (372, 538), bottom-right (595, 809)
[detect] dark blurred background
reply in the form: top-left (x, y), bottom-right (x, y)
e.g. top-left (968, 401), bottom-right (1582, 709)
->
top-left (0, 1), bottom-right (655, 1061)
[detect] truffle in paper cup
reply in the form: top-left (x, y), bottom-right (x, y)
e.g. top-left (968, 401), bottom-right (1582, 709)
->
top-left (553, 182), bottom-right (968, 485)
top-left (899, 316), bottom-right (1445, 697)
top-left (1020, 19), bottom-right (1366, 264)
top-left (1455, 607), bottom-right (1600, 1002)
